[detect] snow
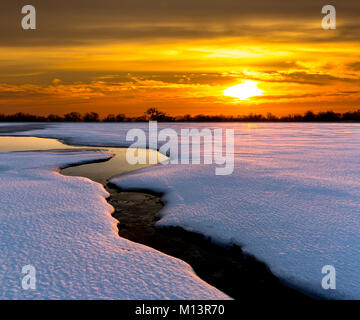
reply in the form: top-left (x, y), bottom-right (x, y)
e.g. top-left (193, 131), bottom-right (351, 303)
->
top-left (0, 150), bottom-right (228, 299)
top-left (3, 122), bottom-right (360, 299)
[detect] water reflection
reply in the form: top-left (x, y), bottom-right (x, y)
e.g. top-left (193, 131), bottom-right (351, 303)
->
top-left (0, 136), bottom-right (166, 185)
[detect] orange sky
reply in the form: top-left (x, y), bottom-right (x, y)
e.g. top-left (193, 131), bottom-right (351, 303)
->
top-left (0, 1), bottom-right (359, 116)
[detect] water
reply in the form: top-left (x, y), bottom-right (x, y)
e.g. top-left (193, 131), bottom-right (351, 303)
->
top-left (0, 136), bottom-right (166, 185)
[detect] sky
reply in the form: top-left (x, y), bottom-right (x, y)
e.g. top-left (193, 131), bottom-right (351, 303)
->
top-left (0, 0), bottom-right (359, 116)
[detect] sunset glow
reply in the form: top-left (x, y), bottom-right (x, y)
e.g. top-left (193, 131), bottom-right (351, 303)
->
top-left (0, 1), bottom-right (359, 116)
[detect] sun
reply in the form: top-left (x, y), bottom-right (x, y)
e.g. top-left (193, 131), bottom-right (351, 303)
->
top-left (223, 80), bottom-right (264, 101)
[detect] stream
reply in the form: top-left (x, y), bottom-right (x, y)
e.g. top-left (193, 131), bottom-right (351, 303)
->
top-left (0, 135), bottom-right (309, 300)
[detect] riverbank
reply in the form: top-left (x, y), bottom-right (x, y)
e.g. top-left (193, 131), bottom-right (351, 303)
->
top-left (103, 182), bottom-right (310, 300)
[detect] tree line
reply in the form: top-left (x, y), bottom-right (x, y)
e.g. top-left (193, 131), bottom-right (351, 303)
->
top-left (1, 108), bottom-right (360, 122)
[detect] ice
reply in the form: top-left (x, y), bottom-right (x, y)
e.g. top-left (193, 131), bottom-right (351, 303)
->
top-left (4, 122), bottom-right (360, 299)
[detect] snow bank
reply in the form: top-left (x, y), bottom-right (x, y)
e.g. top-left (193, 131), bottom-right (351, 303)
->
top-left (0, 150), bottom-right (228, 299)
top-left (5, 122), bottom-right (360, 299)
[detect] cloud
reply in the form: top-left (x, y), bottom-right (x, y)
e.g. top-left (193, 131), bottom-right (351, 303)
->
top-left (347, 61), bottom-right (360, 71)
top-left (1, 1), bottom-right (359, 46)
top-left (247, 71), bottom-right (360, 85)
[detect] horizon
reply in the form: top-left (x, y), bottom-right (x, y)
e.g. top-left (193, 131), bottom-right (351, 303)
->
top-left (2, 108), bottom-right (360, 122)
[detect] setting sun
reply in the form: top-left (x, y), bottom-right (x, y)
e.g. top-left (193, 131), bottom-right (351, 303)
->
top-left (223, 80), bottom-right (264, 101)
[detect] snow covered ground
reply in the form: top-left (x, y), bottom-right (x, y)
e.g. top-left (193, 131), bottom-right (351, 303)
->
top-left (0, 150), bottom-right (228, 299)
top-left (3, 122), bottom-right (360, 299)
